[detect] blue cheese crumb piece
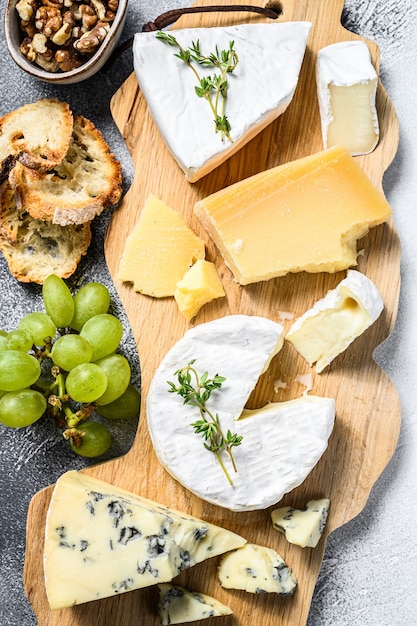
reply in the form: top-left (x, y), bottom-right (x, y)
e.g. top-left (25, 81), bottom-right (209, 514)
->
top-left (218, 543), bottom-right (297, 595)
top-left (271, 498), bottom-right (330, 548)
top-left (157, 583), bottom-right (232, 624)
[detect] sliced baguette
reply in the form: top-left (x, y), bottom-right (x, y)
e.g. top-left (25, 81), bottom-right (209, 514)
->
top-left (0, 99), bottom-right (73, 172)
top-left (9, 115), bottom-right (123, 226)
top-left (0, 182), bottom-right (91, 284)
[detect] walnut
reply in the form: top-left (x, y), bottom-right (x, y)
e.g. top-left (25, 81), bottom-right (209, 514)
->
top-left (73, 20), bottom-right (110, 54)
top-left (55, 47), bottom-right (83, 71)
top-left (35, 6), bottom-right (62, 37)
top-left (90, 0), bottom-right (106, 20)
top-left (79, 4), bottom-right (98, 30)
top-left (15, 0), bottom-right (36, 22)
top-left (20, 36), bottom-right (37, 62)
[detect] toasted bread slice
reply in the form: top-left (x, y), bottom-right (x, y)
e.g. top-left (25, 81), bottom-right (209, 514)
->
top-left (0, 99), bottom-right (73, 172)
top-left (9, 115), bottom-right (123, 226)
top-left (0, 182), bottom-right (91, 284)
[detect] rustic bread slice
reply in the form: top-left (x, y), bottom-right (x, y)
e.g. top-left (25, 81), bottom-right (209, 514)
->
top-left (9, 115), bottom-right (123, 226)
top-left (0, 182), bottom-right (91, 284)
top-left (0, 99), bottom-right (73, 172)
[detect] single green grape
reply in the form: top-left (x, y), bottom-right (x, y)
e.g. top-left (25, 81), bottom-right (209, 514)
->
top-left (70, 282), bottom-right (111, 332)
top-left (0, 389), bottom-right (47, 428)
top-left (0, 350), bottom-right (41, 391)
top-left (51, 334), bottom-right (93, 371)
top-left (4, 329), bottom-right (33, 352)
top-left (96, 384), bottom-right (141, 419)
top-left (95, 354), bottom-right (131, 405)
top-left (80, 314), bottom-right (123, 361)
top-left (66, 363), bottom-right (108, 403)
top-left (42, 274), bottom-right (75, 328)
top-left (18, 312), bottom-right (56, 346)
top-left (70, 421), bottom-right (112, 457)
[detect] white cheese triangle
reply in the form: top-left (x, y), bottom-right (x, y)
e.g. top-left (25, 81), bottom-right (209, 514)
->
top-left (133, 22), bottom-right (311, 182)
top-left (157, 583), bottom-right (232, 624)
top-left (147, 315), bottom-right (335, 511)
top-left (44, 470), bottom-right (246, 609)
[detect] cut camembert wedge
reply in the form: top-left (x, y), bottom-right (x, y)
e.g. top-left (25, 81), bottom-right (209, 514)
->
top-left (147, 315), bottom-right (335, 512)
top-left (194, 146), bottom-right (392, 285)
top-left (133, 22), bottom-right (311, 182)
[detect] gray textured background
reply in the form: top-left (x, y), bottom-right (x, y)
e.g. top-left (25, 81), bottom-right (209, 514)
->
top-left (0, 1), bottom-right (416, 624)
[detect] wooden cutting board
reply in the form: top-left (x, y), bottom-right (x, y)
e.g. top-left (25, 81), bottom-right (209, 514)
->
top-left (24, 1), bottom-right (401, 624)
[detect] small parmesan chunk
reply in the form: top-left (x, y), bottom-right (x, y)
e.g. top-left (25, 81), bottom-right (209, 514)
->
top-left (271, 498), bottom-right (330, 548)
top-left (118, 195), bottom-right (205, 297)
top-left (174, 259), bottom-right (225, 321)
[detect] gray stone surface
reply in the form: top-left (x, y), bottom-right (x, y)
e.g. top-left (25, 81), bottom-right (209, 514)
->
top-left (0, 1), bottom-right (416, 624)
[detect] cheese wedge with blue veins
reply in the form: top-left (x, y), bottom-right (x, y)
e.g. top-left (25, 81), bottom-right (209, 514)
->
top-left (286, 270), bottom-right (384, 372)
top-left (147, 315), bottom-right (335, 512)
top-left (133, 22), bottom-right (311, 182)
top-left (271, 498), bottom-right (330, 548)
top-left (218, 543), bottom-right (297, 595)
top-left (158, 584), bottom-right (232, 624)
top-left (43, 471), bottom-right (246, 610)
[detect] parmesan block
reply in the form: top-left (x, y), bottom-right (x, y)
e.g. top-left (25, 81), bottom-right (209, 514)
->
top-left (271, 498), bottom-right (330, 548)
top-left (174, 259), bottom-right (225, 321)
top-left (194, 146), bottom-right (392, 285)
top-left (316, 40), bottom-right (379, 155)
top-left (157, 584), bottom-right (232, 624)
top-left (286, 269), bottom-right (384, 372)
top-left (133, 22), bottom-right (311, 182)
top-left (118, 195), bottom-right (205, 297)
top-left (44, 471), bottom-right (246, 609)
top-left (218, 543), bottom-right (297, 595)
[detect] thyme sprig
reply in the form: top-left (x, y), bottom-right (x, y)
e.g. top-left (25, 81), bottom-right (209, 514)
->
top-left (167, 359), bottom-right (243, 485)
top-left (156, 31), bottom-right (239, 142)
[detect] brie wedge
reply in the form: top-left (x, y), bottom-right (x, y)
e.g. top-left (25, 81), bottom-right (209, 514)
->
top-left (286, 270), bottom-right (384, 372)
top-left (133, 22), bottom-right (311, 182)
top-left (316, 40), bottom-right (379, 155)
top-left (147, 315), bottom-right (335, 511)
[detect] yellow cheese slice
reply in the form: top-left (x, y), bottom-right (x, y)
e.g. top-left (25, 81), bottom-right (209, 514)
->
top-left (194, 146), bottom-right (392, 285)
top-left (174, 259), bottom-right (225, 321)
top-left (118, 195), bottom-right (205, 297)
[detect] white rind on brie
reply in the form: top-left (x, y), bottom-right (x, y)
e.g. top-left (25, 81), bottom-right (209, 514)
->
top-left (316, 40), bottom-right (379, 155)
top-left (286, 269), bottom-right (384, 372)
top-left (133, 22), bottom-right (311, 182)
top-left (147, 315), bottom-right (335, 512)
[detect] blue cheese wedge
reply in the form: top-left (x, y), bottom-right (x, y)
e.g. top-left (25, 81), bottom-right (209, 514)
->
top-left (147, 315), bottom-right (335, 512)
top-left (218, 543), bottom-right (297, 595)
top-left (44, 471), bottom-right (246, 610)
top-left (271, 498), bottom-right (330, 548)
top-left (133, 22), bottom-right (311, 182)
top-left (316, 40), bottom-right (379, 155)
top-left (285, 270), bottom-right (384, 372)
top-left (157, 584), bottom-right (232, 624)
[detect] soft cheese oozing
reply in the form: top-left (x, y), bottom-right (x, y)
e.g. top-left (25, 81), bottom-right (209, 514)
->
top-left (316, 40), bottom-right (379, 155)
top-left (133, 22), bottom-right (311, 182)
top-left (147, 315), bottom-right (335, 511)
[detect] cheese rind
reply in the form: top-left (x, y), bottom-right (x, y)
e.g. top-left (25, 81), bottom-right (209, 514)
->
top-left (271, 498), bottom-right (330, 548)
top-left (157, 584), bottom-right (232, 624)
top-left (174, 259), bottom-right (225, 321)
top-left (286, 269), bottom-right (384, 372)
top-left (133, 22), bottom-right (311, 182)
top-left (147, 315), bottom-right (335, 511)
top-left (43, 471), bottom-right (246, 609)
top-left (316, 40), bottom-right (379, 155)
top-left (118, 194), bottom-right (205, 297)
top-left (218, 543), bottom-right (297, 595)
top-left (194, 146), bottom-right (392, 285)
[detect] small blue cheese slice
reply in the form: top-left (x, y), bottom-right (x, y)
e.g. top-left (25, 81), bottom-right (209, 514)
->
top-left (218, 543), bottom-right (297, 595)
top-left (44, 471), bottom-right (246, 609)
top-left (157, 584), bottom-right (232, 624)
top-left (285, 270), bottom-right (384, 373)
top-left (271, 498), bottom-right (330, 548)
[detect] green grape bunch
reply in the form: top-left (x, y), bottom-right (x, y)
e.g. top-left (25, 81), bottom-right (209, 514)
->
top-left (0, 275), bottom-right (140, 458)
